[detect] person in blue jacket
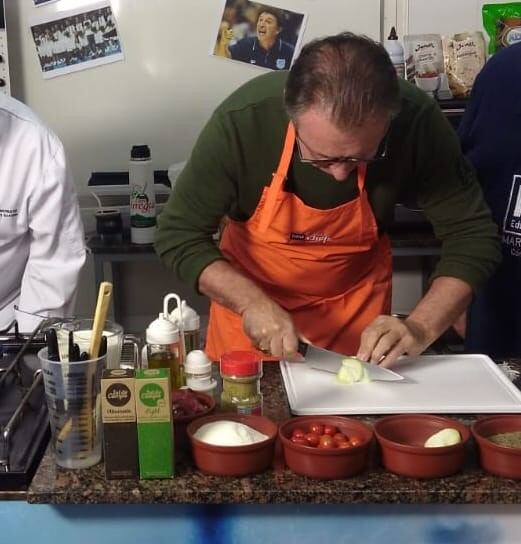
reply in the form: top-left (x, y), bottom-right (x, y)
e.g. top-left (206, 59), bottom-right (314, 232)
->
top-left (229, 6), bottom-right (295, 70)
top-left (458, 43), bottom-right (521, 357)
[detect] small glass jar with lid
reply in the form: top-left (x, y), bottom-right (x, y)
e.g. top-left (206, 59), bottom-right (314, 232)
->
top-left (184, 349), bottom-right (217, 398)
top-left (220, 351), bottom-right (263, 415)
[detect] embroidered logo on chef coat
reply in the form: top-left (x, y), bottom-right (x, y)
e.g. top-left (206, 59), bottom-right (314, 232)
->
top-left (503, 175), bottom-right (521, 237)
top-left (289, 232), bottom-right (332, 244)
top-left (0, 208), bottom-right (18, 218)
top-left (503, 174), bottom-right (521, 257)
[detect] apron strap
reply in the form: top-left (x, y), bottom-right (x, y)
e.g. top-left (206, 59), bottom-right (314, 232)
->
top-left (356, 162), bottom-right (367, 194)
top-left (258, 122), bottom-right (296, 233)
top-left (258, 125), bottom-right (367, 232)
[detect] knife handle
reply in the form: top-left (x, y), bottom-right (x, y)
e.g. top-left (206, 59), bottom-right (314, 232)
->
top-left (297, 340), bottom-right (309, 356)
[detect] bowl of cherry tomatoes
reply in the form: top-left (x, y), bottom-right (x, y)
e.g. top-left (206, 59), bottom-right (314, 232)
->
top-left (278, 416), bottom-right (373, 479)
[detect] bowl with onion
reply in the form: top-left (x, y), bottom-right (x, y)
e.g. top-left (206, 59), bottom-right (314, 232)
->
top-left (374, 414), bottom-right (470, 478)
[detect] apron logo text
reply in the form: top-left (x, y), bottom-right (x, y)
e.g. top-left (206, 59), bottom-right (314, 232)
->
top-left (289, 232), bottom-right (332, 244)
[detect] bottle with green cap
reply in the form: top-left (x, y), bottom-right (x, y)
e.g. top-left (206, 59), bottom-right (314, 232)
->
top-left (129, 144), bottom-right (156, 244)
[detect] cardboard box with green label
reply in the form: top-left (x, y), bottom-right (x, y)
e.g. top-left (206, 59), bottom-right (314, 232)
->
top-left (135, 368), bottom-right (174, 479)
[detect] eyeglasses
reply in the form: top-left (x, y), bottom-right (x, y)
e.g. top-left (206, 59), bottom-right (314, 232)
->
top-left (295, 128), bottom-right (389, 168)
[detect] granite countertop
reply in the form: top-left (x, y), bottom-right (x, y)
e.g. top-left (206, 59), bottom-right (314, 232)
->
top-left (27, 360), bottom-right (521, 505)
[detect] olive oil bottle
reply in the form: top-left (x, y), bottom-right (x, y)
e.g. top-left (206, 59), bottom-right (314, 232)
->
top-left (145, 313), bottom-right (181, 390)
top-left (148, 349), bottom-right (180, 388)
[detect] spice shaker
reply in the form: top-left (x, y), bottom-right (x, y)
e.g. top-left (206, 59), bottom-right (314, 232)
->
top-left (220, 351), bottom-right (263, 415)
top-left (184, 350), bottom-right (217, 398)
top-left (144, 293), bottom-right (183, 390)
top-left (169, 300), bottom-right (201, 353)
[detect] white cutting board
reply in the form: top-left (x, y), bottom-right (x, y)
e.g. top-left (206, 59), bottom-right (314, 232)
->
top-left (280, 354), bottom-right (521, 415)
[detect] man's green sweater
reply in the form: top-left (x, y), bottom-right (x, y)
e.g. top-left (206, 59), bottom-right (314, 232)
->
top-left (156, 71), bottom-right (500, 292)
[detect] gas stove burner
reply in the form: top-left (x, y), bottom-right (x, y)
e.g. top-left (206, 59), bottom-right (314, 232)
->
top-left (0, 332), bottom-right (46, 355)
top-left (0, 320), bottom-right (51, 490)
top-left (0, 318), bottom-right (58, 355)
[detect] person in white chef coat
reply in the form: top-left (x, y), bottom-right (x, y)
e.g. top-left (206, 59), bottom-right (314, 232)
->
top-left (0, 94), bottom-right (86, 333)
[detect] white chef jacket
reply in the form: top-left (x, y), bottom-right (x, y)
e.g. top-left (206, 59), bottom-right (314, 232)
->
top-left (0, 94), bottom-right (86, 332)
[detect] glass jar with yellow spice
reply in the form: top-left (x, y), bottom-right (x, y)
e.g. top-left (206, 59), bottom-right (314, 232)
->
top-left (220, 351), bottom-right (262, 415)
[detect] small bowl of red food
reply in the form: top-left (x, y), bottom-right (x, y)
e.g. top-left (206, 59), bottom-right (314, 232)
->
top-left (278, 416), bottom-right (373, 479)
top-left (172, 388), bottom-right (216, 453)
top-left (471, 415), bottom-right (521, 479)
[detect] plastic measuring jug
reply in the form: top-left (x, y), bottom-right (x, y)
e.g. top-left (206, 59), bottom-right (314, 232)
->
top-left (39, 347), bottom-right (107, 469)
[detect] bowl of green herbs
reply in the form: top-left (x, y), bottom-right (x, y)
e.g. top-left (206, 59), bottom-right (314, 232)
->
top-left (472, 415), bottom-right (521, 479)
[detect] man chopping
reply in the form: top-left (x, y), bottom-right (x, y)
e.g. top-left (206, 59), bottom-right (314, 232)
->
top-left (156, 33), bottom-right (500, 366)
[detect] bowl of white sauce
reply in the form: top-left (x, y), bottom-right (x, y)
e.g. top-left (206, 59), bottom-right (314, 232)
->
top-left (187, 414), bottom-right (278, 476)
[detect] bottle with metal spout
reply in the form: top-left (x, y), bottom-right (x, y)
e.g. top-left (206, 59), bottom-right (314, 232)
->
top-left (144, 294), bottom-right (183, 390)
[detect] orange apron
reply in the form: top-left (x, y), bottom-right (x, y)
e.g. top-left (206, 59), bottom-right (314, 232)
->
top-left (205, 122), bottom-right (392, 360)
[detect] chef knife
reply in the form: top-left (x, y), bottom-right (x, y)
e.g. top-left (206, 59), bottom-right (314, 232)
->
top-left (301, 343), bottom-right (404, 382)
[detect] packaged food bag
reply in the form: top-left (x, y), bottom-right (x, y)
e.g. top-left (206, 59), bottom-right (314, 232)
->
top-left (404, 34), bottom-right (445, 80)
top-left (483, 2), bottom-right (521, 54)
top-left (443, 32), bottom-right (486, 97)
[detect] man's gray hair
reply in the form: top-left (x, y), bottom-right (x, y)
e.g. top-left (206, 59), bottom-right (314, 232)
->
top-left (285, 32), bottom-right (400, 130)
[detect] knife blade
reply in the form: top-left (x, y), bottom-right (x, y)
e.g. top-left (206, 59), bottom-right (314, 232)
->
top-left (302, 344), bottom-right (404, 382)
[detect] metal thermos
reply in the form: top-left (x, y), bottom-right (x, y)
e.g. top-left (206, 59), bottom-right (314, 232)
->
top-left (129, 144), bottom-right (156, 244)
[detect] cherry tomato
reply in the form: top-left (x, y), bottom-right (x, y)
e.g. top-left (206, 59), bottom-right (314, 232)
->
top-left (291, 436), bottom-right (308, 446)
top-left (333, 432), bottom-right (348, 445)
top-left (337, 440), bottom-right (353, 449)
top-left (309, 423), bottom-right (324, 435)
top-left (323, 424), bottom-right (338, 437)
top-left (305, 432), bottom-right (320, 447)
top-left (349, 436), bottom-right (363, 447)
top-left (318, 434), bottom-right (335, 449)
top-left (292, 428), bottom-right (306, 440)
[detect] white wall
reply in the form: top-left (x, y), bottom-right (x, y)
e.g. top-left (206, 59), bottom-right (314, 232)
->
top-left (396, 0), bottom-right (510, 38)
top-left (6, 0), bottom-right (382, 192)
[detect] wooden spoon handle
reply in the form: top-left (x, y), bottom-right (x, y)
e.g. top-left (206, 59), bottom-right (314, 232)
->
top-left (88, 281), bottom-right (113, 359)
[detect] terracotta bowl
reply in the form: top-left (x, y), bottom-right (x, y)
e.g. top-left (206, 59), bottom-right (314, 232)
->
top-left (187, 414), bottom-right (277, 476)
top-left (278, 416), bottom-right (373, 480)
top-left (172, 391), bottom-right (216, 454)
top-left (374, 414), bottom-right (470, 479)
top-left (472, 415), bottom-right (521, 479)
